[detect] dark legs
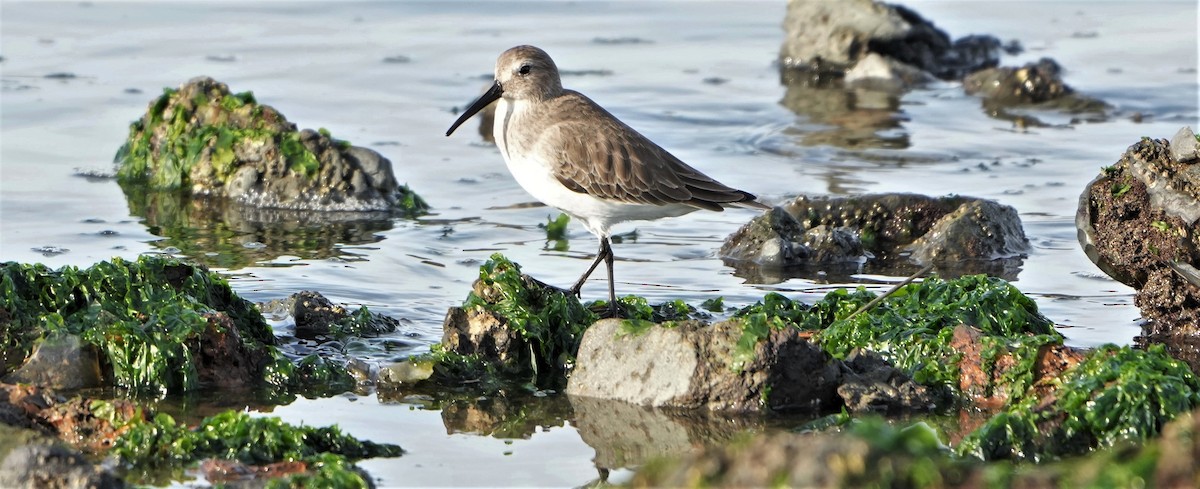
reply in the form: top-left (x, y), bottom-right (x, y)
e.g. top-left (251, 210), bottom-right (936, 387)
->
top-left (569, 236), bottom-right (618, 317)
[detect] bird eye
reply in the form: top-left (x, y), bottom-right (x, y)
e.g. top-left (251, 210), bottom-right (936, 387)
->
top-left (518, 64), bottom-right (531, 75)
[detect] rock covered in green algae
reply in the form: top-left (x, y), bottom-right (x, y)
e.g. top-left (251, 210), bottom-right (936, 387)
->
top-left (439, 253), bottom-right (596, 380)
top-left (957, 344), bottom-right (1200, 461)
top-left (0, 256), bottom-right (351, 397)
top-left (629, 410), bottom-right (1200, 488)
top-left (114, 76), bottom-right (428, 216)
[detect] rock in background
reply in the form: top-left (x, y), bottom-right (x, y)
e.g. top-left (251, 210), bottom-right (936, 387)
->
top-left (115, 77), bottom-right (427, 216)
top-left (720, 194), bottom-right (1029, 282)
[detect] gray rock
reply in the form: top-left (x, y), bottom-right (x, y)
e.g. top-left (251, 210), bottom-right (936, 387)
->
top-left (905, 198), bottom-right (1030, 263)
top-left (1171, 126), bottom-right (1199, 164)
top-left (0, 441), bottom-right (123, 489)
top-left (780, 0), bottom-right (1001, 80)
top-left (566, 319), bottom-right (841, 413)
top-left (963, 58), bottom-right (1107, 115)
top-left (845, 52), bottom-right (935, 90)
top-left (722, 193), bottom-right (1028, 281)
top-left (2, 335), bottom-right (103, 390)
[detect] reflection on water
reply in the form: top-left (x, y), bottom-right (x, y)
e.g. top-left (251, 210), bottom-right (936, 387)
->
top-left (778, 69), bottom-right (910, 150)
top-left (121, 183), bottom-right (393, 269)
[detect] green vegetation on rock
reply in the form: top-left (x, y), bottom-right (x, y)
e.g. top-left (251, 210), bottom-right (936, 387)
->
top-left (1, 256), bottom-right (351, 397)
top-left (958, 344), bottom-right (1200, 461)
top-left (735, 275), bottom-right (1059, 390)
top-left (94, 401), bottom-right (401, 487)
top-left (464, 253), bottom-right (597, 373)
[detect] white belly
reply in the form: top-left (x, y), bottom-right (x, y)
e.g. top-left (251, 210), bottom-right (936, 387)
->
top-left (493, 99), bottom-right (695, 237)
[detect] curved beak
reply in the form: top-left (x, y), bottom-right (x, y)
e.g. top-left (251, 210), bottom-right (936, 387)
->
top-left (446, 80), bottom-right (504, 137)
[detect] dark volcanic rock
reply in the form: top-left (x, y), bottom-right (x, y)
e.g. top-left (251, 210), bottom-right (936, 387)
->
top-left (836, 350), bottom-right (940, 413)
top-left (964, 58), bottom-right (1109, 115)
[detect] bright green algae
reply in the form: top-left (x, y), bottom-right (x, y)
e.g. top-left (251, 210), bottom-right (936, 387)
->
top-left (957, 344), bottom-right (1200, 461)
top-left (0, 256), bottom-right (352, 397)
top-left (735, 275), bottom-right (1060, 390)
top-left (113, 83), bottom-right (429, 217)
top-left (94, 401), bottom-right (401, 487)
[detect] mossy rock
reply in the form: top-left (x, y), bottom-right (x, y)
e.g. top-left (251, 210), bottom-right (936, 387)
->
top-left (115, 76), bottom-right (428, 216)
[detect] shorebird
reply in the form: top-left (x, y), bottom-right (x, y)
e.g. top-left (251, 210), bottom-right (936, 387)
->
top-left (446, 45), bottom-right (768, 317)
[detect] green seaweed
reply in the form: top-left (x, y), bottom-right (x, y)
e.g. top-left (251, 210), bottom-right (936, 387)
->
top-left (0, 257), bottom-right (350, 397)
top-left (94, 401), bottom-right (400, 486)
top-left (463, 253), bottom-right (597, 374)
top-left (957, 344), bottom-right (1200, 461)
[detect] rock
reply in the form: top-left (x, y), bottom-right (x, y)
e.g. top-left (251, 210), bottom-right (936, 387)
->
top-left (1077, 132), bottom-right (1200, 371)
top-left (290, 290), bottom-right (398, 339)
top-left (963, 58), bottom-right (1109, 117)
top-left (719, 207), bottom-right (864, 269)
top-left (566, 318), bottom-right (841, 413)
top-left (835, 350), bottom-right (939, 412)
top-left (0, 441), bottom-right (123, 489)
top-left (2, 335), bottom-right (103, 391)
top-left (441, 302), bottom-right (533, 370)
top-left (115, 76), bottom-right (428, 215)
top-left (844, 52), bottom-right (934, 90)
top-left (950, 325), bottom-right (1085, 408)
top-left (905, 198), bottom-right (1030, 263)
top-left (722, 193), bottom-right (1028, 282)
top-left (780, 0), bottom-right (1001, 80)
top-left (1170, 126), bottom-right (1199, 164)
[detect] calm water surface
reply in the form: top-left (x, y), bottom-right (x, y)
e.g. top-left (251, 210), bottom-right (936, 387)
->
top-left (2, 1), bottom-right (1197, 486)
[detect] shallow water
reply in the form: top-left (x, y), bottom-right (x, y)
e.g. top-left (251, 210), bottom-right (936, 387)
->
top-left (1, 1), bottom-right (1197, 486)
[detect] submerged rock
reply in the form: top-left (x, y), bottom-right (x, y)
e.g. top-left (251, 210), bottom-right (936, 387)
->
top-left (0, 437), bottom-right (123, 489)
top-left (1078, 128), bottom-right (1200, 372)
top-left (115, 77), bottom-right (427, 215)
top-left (721, 193), bottom-right (1029, 282)
top-left (1, 334), bottom-right (103, 391)
top-left (964, 58), bottom-right (1110, 118)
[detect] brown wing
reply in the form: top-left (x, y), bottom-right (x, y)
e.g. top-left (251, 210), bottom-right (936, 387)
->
top-left (543, 92), bottom-right (761, 212)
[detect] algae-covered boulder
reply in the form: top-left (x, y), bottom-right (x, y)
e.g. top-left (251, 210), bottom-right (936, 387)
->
top-left (0, 256), bottom-right (352, 397)
top-left (115, 76), bottom-right (427, 215)
top-left (0, 383), bottom-right (402, 488)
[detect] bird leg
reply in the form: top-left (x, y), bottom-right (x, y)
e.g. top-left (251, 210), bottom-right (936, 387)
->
top-left (570, 236), bottom-right (621, 318)
top-left (602, 238), bottom-right (617, 318)
top-left (569, 236), bottom-right (610, 296)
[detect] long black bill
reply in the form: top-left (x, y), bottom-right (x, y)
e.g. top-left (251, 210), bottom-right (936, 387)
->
top-left (445, 80), bottom-right (504, 137)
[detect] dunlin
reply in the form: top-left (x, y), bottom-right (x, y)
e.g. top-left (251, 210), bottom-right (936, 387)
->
top-left (447, 45), bottom-right (768, 317)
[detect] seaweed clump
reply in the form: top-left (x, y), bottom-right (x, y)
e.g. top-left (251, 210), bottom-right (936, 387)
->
top-left (0, 256), bottom-right (351, 397)
top-left (92, 401), bottom-right (401, 487)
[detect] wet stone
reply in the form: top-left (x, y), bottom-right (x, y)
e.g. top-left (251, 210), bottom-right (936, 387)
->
top-left (1170, 126), bottom-right (1199, 164)
top-left (721, 193), bottom-right (1028, 281)
top-left (0, 441), bottom-right (123, 489)
top-left (1, 334), bottom-right (103, 391)
top-left (566, 318), bottom-right (841, 413)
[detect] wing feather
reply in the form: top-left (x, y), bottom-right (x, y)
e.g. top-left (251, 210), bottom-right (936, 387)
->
top-left (541, 92), bottom-right (761, 211)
